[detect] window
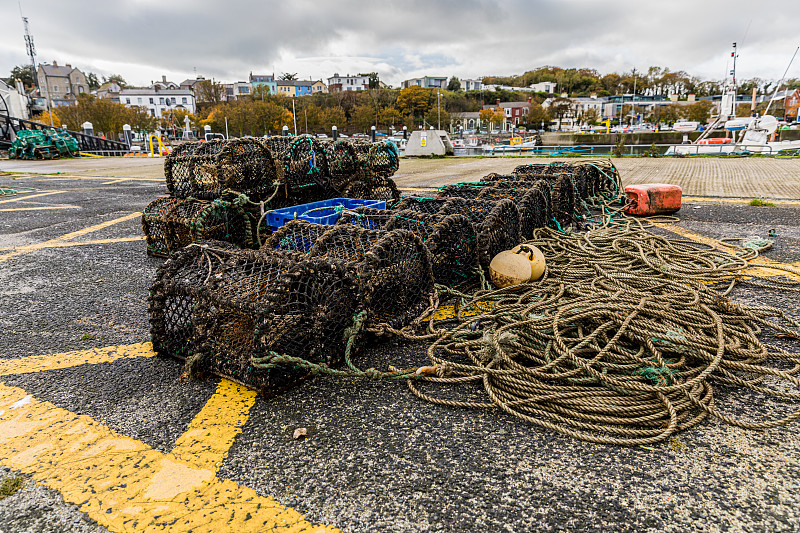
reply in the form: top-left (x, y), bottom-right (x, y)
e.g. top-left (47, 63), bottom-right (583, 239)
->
top-left (182, 97), bottom-right (187, 104)
top-left (53, 85), bottom-right (59, 92)
top-left (159, 97), bottom-right (165, 105)
top-left (138, 97), bottom-right (142, 104)
top-left (149, 98), bottom-right (154, 104)
top-left (171, 97), bottom-right (176, 105)
top-left (78, 86), bottom-right (85, 93)
top-left (126, 98), bottom-right (130, 104)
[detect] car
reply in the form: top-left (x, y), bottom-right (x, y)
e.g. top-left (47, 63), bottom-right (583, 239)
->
top-left (352, 133), bottom-right (368, 138)
top-left (337, 133), bottom-right (349, 138)
top-left (315, 133), bottom-right (329, 139)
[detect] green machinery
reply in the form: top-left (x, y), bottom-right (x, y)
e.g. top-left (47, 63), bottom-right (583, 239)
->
top-left (8, 129), bottom-right (80, 160)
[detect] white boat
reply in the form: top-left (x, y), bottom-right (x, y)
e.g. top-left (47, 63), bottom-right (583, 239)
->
top-left (666, 114), bottom-right (800, 155)
top-left (673, 121), bottom-right (699, 132)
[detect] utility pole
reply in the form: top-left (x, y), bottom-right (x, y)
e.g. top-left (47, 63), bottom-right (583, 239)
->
top-left (631, 68), bottom-right (637, 126)
top-left (437, 89), bottom-right (441, 130)
top-left (292, 96), bottom-right (297, 136)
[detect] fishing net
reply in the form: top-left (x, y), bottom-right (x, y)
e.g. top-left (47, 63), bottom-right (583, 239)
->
top-left (436, 183), bottom-right (497, 200)
top-left (438, 198), bottom-right (522, 268)
top-left (165, 138), bottom-right (278, 201)
top-left (476, 184), bottom-right (551, 239)
top-left (260, 136), bottom-right (292, 159)
top-left (367, 140), bottom-right (400, 178)
top-left (148, 242), bottom-right (362, 396)
top-left (282, 135), bottom-right (330, 192)
top-left (342, 177), bottom-right (401, 202)
top-left (390, 196), bottom-right (451, 214)
top-left (324, 139), bottom-right (359, 190)
top-left (267, 222), bottom-right (435, 329)
top-left (141, 196), bottom-right (253, 257)
top-left (338, 207), bottom-right (480, 287)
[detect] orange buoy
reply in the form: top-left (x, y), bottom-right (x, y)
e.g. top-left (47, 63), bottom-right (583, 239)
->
top-left (624, 183), bottom-right (682, 216)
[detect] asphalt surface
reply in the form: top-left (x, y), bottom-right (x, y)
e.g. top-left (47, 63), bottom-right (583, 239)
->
top-left (1, 159), bottom-right (800, 533)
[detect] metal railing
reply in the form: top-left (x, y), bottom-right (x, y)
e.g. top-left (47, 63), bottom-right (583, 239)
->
top-left (0, 114), bottom-right (129, 156)
top-left (447, 143), bottom-right (798, 157)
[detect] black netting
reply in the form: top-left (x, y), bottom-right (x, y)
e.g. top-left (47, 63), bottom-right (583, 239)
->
top-left (264, 219), bottom-right (332, 254)
top-left (338, 207), bottom-right (479, 287)
top-left (390, 196), bottom-right (450, 214)
top-left (437, 183), bottom-right (499, 199)
top-left (149, 243), bottom-right (362, 396)
top-left (476, 184), bottom-right (550, 239)
top-left (324, 139), bottom-right (358, 190)
top-left (141, 197), bottom-right (253, 257)
top-left (342, 177), bottom-right (400, 202)
top-left (367, 140), bottom-right (400, 178)
top-left (438, 198), bottom-right (522, 268)
top-left (165, 139), bottom-right (277, 201)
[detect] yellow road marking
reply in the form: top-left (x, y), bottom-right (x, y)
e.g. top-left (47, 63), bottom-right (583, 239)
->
top-left (5, 175), bottom-right (162, 182)
top-left (656, 223), bottom-right (800, 281)
top-left (0, 236), bottom-right (145, 252)
top-left (0, 212), bottom-right (142, 263)
top-left (0, 205), bottom-right (81, 212)
top-left (0, 190), bottom-right (64, 204)
top-left (0, 383), bottom-right (337, 533)
top-left (171, 380), bottom-right (258, 473)
top-left (0, 343), bottom-right (154, 377)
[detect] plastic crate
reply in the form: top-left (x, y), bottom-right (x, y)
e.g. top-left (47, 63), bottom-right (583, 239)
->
top-left (266, 198), bottom-right (386, 228)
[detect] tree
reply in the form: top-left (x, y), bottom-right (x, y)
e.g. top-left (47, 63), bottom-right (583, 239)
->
top-left (424, 107), bottom-right (450, 130)
top-left (32, 110), bottom-right (61, 128)
top-left (396, 85), bottom-right (431, 121)
top-left (549, 97), bottom-right (574, 130)
top-left (360, 72), bottom-right (380, 89)
top-left (86, 72), bottom-right (101, 90)
top-left (279, 72), bottom-right (298, 81)
top-left (9, 65), bottom-right (36, 89)
top-left (447, 76), bottom-right (461, 92)
top-left (194, 79), bottom-right (226, 109)
top-left (682, 100), bottom-right (714, 123)
top-left (479, 108), bottom-right (504, 131)
top-left (582, 108), bottom-right (599, 125)
top-left (52, 94), bottom-right (156, 139)
top-left (104, 74), bottom-right (129, 88)
top-left (525, 102), bottom-right (549, 127)
top-left (378, 107), bottom-right (402, 130)
top-left (350, 103), bottom-right (378, 132)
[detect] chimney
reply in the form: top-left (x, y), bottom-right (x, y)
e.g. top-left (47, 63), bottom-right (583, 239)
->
top-left (528, 97), bottom-right (532, 103)
top-left (162, 75), bottom-right (167, 83)
top-left (496, 99), bottom-right (500, 106)
top-left (65, 64), bottom-right (71, 68)
top-left (53, 60), bottom-right (58, 67)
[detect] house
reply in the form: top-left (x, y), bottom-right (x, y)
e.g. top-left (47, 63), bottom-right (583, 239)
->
top-left (223, 81), bottom-right (252, 101)
top-left (529, 82), bottom-right (557, 93)
top-left (460, 78), bottom-right (482, 91)
top-left (250, 73), bottom-right (277, 95)
top-left (119, 84), bottom-right (195, 118)
top-left (451, 111), bottom-right (482, 132)
top-left (401, 76), bottom-right (447, 89)
top-left (274, 80), bottom-right (327, 96)
top-left (179, 76), bottom-right (207, 93)
top-left (36, 61), bottom-right (89, 107)
top-left (0, 78), bottom-right (30, 119)
top-left (95, 82), bottom-right (122, 103)
top-left (327, 73), bottom-right (369, 92)
top-left (152, 76), bottom-right (179, 90)
top-left (483, 99), bottom-right (532, 130)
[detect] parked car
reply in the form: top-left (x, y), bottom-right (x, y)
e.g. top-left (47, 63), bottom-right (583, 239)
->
top-left (316, 133), bottom-right (329, 139)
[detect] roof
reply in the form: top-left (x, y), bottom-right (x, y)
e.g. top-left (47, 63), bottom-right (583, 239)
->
top-left (120, 88), bottom-right (193, 96)
top-left (276, 80), bottom-right (324, 87)
top-left (39, 64), bottom-right (78, 77)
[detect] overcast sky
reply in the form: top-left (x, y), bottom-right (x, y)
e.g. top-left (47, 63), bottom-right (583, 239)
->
top-left (1, 0), bottom-right (798, 88)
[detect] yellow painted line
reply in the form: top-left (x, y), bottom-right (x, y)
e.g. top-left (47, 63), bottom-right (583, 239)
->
top-left (0, 236), bottom-right (145, 252)
top-left (103, 178), bottom-right (127, 185)
top-left (683, 196), bottom-right (800, 206)
top-left (0, 343), bottom-right (154, 377)
top-left (0, 205), bottom-right (81, 212)
top-left (656, 223), bottom-right (800, 281)
top-left (0, 211), bottom-right (142, 263)
top-left (7, 175), bottom-right (162, 182)
top-left (428, 300), bottom-right (494, 321)
top-left (0, 383), bottom-right (337, 533)
top-left (171, 380), bottom-right (258, 473)
top-left (0, 190), bottom-right (65, 204)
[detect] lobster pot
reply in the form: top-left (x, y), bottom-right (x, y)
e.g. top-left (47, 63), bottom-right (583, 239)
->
top-left (164, 140), bottom-right (225, 197)
top-left (366, 140), bottom-right (400, 178)
top-left (350, 140), bottom-right (373, 174)
top-left (165, 138), bottom-right (278, 201)
top-left (437, 183), bottom-right (500, 200)
top-left (339, 207), bottom-right (479, 287)
top-left (264, 220), bottom-right (332, 254)
top-left (324, 140), bottom-right (359, 190)
top-left (390, 196), bottom-right (450, 214)
top-left (282, 135), bottom-right (330, 193)
top-left (261, 136), bottom-right (292, 159)
top-left (478, 173), bottom-right (518, 185)
top-left (513, 162), bottom-right (573, 177)
top-left (549, 175), bottom-right (577, 228)
top-left (439, 198), bottom-right (522, 268)
top-left (267, 222), bottom-right (435, 329)
top-left (310, 225), bottom-right (435, 329)
top-left (477, 183), bottom-right (552, 239)
top-left (141, 197), bottom-right (253, 257)
top-left (342, 177), bottom-right (400, 203)
top-left (149, 244), bottom-right (362, 396)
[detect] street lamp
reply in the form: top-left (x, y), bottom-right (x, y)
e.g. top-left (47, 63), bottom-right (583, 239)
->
top-left (437, 89), bottom-right (441, 130)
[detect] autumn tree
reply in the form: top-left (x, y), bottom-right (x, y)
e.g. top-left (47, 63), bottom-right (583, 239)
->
top-left (396, 85), bottom-right (431, 122)
top-left (53, 94), bottom-right (156, 139)
top-left (424, 106), bottom-right (450, 130)
top-left (525, 102), bottom-right (549, 127)
top-left (479, 108), bottom-right (504, 131)
top-left (350, 103), bottom-right (378, 132)
top-left (548, 97), bottom-right (574, 130)
top-left (194, 79), bottom-right (226, 110)
top-left (682, 100), bottom-right (714, 123)
top-left (378, 107), bottom-right (402, 130)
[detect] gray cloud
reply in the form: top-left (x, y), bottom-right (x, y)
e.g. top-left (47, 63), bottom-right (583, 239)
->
top-left (2, 0), bottom-right (798, 87)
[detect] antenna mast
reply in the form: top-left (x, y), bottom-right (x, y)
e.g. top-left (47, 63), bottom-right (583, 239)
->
top-left (19, 2), bottom-right (38, 89)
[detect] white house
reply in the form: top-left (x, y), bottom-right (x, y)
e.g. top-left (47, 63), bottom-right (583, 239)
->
top-left (327, 73), bottom-right (369, 92)
top-left (119, 86), bottom-right (196, 118)
top-left (460, 78), bottom-right (482, 91)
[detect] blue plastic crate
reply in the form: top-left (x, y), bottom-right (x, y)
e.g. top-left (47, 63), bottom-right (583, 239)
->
top-left (267, 198), bottom-right (386, 228)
